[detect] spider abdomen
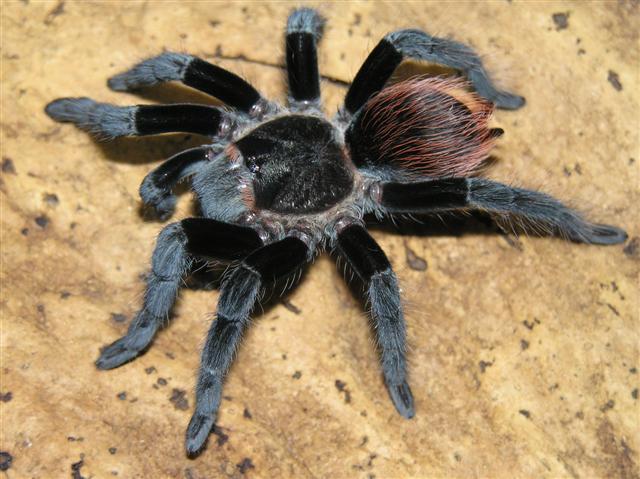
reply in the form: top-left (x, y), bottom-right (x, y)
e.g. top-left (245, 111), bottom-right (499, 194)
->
top-left (234, 115), bottom-right (353, 214)
top-left (346, 77), bottom-right (500, 179)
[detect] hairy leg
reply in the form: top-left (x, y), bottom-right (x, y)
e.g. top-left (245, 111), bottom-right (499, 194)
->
top-left (335, 224), bottom-right (414, 419)
top-left (107, 52), bottom-right (270, 115)
top-left (285, 8), bottom-right (326, 108)
top-left (377, 178), bottom-right (627, 244)
top-left (45, 98), bottom-right (231, 139)
top-left (139, 146), bottom-right (216, 220)
top-left (343, 29), bottom-right (524, 116)
top-left (96, 219), bottom-right (263, 370)
top-left (185, 236), bottom-right (310, 456)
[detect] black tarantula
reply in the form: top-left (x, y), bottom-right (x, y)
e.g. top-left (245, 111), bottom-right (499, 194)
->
top-left (45, 8), bottom-right (627, 456)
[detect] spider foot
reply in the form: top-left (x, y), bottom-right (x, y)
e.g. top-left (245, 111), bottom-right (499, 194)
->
top-left (386, 379), bottom-right (415, 419)
top-left (95, 337), bottom-right (143, 370)
top-left (144, 193), bottom-right (177, 221)
top-left (140, 173), bottom-right (177, 220)
top-left (45, 97), bottom-right (96, 123)
top-left (185, 413), bottom-right (214, 457)
top-left (493, 91), bottom-right (526, 110)
top-left (583, 223), bottom-right (628, 245)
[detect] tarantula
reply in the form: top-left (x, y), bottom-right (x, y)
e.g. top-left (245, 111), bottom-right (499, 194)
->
top-left (45, 8), bottom-right (626, 456)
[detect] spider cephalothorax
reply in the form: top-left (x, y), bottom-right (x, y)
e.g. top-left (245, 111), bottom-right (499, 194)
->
top-left (45, 8), bottom-right (626, 456)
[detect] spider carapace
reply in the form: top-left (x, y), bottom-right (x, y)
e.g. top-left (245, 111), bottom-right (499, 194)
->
top-left (231, 115), bottom-right (353, 215)
top-left (45, 7), bottom-right (626, 457)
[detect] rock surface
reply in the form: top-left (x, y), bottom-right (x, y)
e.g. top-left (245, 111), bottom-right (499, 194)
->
top-left (1, 2), bottom-right (638, 478)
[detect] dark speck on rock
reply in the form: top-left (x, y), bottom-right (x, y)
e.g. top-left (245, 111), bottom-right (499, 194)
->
top-left (145, 366), bottom-right (156, 374)
top-left (243, 407), bottom-right (252, 419)
top-left (237, 457), bottom-right (255, 474)
top-left (623, 237), bottom-right (639, 258)
top-left (607, 70), bottom-right (623, 91)
top-left (169, 388), bottom-right (189, 410)
top-left (43, 192), bottom-right (59, 206)
top-left (552, 12), bottom-right (569, 30)
top-left (632, 389), bottom-right (638, 400)
top-left (110, 313), bottom-right (127, 323)
top-left (405, 243), bottom-right (427, 271)
top-left (292, 370), bottom-right (302, 380)
top-left (212, 425), bottom-right (229, 446)
top-left (1, 157), bottom-right (16, 174)
top-left (520, 339), bottom-right (530, 350)
top-left (157, 377), bottom-right (167, 386)
top-left (523, 318), bottom-right (540, 330)
top-left (519, 409), bottom-right (531, 419)
top-left (44, 1), bottom-right (65, 26)
top-left (71, 455), bottom-right (86, 479)
top-left (0, 392), bottom-right (12, 402)
top-left (600, 399), bottom-right (615, 412)
top-left (479, 360), bottom-right (493, 373)
top-left (21, 228), bottom-right (29, 236)
top-left (0, 451), bottom-right (13, 471)
top-left (35, 215), bottom-right (49, 228)
top-left (335, 379), bottom-right (352, 403)
top-left (606, 303), bottom-right (620, 316)
top-left (60, 291), bottom-right (71, 299)
top-left (109, 447), bottom-right (117, 455)
top-left (117, 391), bottom-right (127, 400)
top-left (630, 367), bottom-right (638, 374)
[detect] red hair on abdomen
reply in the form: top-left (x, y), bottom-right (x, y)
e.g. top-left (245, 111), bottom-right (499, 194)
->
top-left (347, 76), bottom-right (499, 178)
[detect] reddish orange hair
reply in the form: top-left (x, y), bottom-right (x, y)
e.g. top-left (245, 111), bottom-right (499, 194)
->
top-left (350, 76), bottom-right (500, 178)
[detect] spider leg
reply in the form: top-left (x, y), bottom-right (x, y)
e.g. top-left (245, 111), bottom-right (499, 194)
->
top-left (335, 224), bottom-right (414, 419)
top-left (285, 8), bottom-right (326, 109)
top-left (377, 178), bottom-right (627, 245)
top-left (139, 146), bottom-right (215, 220)
top-left (45, 98), bottom-right (232, 139)
top-left (186, 236), bottom-right (310, 456)
top-left (107, 52), bottom-right (270, 115)
top-left (343, 29), bottom-right (525, 116)
top-left (95, 218), bottom-right (263, 370)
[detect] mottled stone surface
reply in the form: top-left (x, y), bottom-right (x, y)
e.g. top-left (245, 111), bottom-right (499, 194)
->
top-left (1, 2), bottom-right (638, 478)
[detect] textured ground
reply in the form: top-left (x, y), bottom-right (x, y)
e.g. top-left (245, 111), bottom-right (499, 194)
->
top-left (1, 2), bottom-right (638, 478)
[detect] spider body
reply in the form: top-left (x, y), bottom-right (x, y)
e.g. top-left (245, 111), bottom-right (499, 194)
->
top-left (192, 112), bottom-right (361, 246)
top-left (45, 8), bottom-right (626, 457)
